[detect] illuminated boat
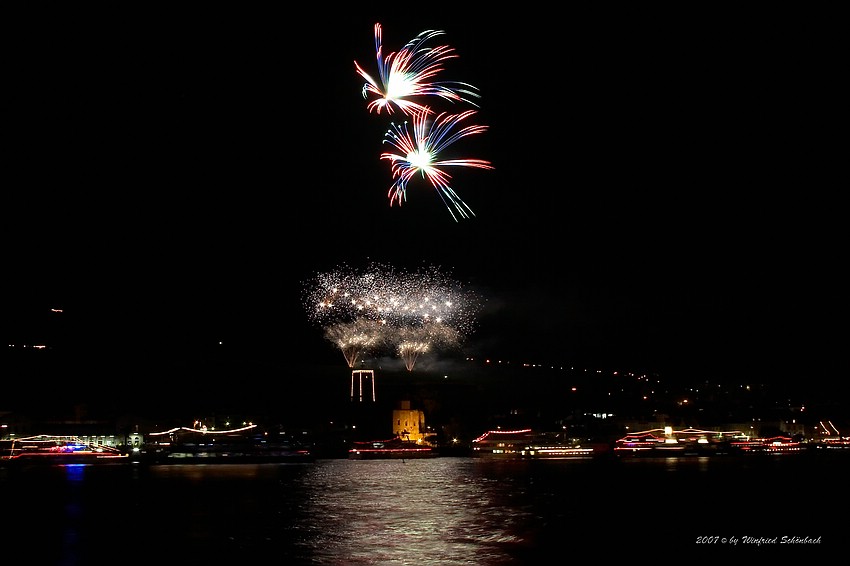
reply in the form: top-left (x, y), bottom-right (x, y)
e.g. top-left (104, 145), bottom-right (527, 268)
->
top-left (519, 443), bottom-right (596, 459)
top-left (814, 438), bottom-right (850, 451)
top-left (614, 427), bottom-right (747, 456)
top-left (139, 424), bottom-right (314, 464)
top-left (471, 429), bottom-right (537, 458)
top-left (812, 421), bottom-right (850, 451)
top-left (0, 435), bottom-right (130, 464)
top-left (728, 435), bottom-right (806, 454)
top-left (348, 437), bottom-right (437, 460)
top-left (472, 429), bottom-right (602, 459)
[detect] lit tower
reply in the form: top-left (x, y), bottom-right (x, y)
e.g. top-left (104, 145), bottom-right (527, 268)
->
top-left (351, 369), bottom-right (376, 402)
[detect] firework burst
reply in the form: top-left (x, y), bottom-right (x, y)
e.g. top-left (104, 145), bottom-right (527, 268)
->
top-left (304, 263), bottom-right (479, 330)
top-left (303, 262), bottom-right (481, 368)
top-left (354, 23), bottom-right (480, 116)
top-left (381, 108), bottom-right (493, 221)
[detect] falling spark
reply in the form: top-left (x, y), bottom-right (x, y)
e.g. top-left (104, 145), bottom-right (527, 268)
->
top-left (396, 323), bottom-right (461, 372)
top-left (323, 319), bottom-right (388, 368)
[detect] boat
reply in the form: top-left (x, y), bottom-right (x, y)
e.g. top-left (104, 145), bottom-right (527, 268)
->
top-left (814, 438), bottom-right (850, 451)
top-left (471, 428), bottom-right (536, 458)
top-left (811, 421), bottom-right (850, 451)
top-left (519, 443), bottom-right (596, 460)
top-left (138, 424), bottom-right (314, 464)
top-left (611, 428), bottom-right (815, 456)
top-left (727, 435), bottom-right (806, 454)
top-left (348, 436), bottom-right (437, 460)
top-left (472, 428), bottom-right (603, 459)
top-left (613, 427), bottom-right (750, 456)
top-left (0, 435), bottom-right (130, 465)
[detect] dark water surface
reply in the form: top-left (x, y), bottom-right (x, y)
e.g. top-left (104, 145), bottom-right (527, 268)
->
top-left (2, 454), bottom-right (845, 564)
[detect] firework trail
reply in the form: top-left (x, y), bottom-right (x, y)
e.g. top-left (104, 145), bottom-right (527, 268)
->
top-left (354, 23), bottom-right (480, 116)
top-left (323, 319), bottom-right (389, 368)
top-left (395, 322), bottom-right (461, 372)
top-left (381, 108), bottom-right (493, 221)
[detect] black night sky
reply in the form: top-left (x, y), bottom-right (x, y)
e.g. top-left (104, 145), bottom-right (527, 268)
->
top-left (4, 6), bottom-right (846, 418)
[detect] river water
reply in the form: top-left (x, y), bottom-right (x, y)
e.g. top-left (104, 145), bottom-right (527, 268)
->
top-left (2, 454), bottom-right (845, 564)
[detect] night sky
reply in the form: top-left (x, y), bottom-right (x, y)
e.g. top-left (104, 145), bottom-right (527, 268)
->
top-left (5, 7), bottom-right (846, 416)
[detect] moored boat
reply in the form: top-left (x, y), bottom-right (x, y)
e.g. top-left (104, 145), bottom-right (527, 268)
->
top-left (613, 427), bottom-right (750, 456)
top-left (519, 444), bottom-right (596, 459)
top-left (472, 428), bottom-right (605, 459)
top-left (1, 435), bottom-right (130, 465)
top-left (727, 435), bottom-right (806, 454)
top-left (814, 438), bottom-right (850, 451)
top-left (471, 428), bottom-right (536, 458)
top-left (348, 436), bottom-right (437, 460)
top-left (137, 423), bottom-right (314, 464)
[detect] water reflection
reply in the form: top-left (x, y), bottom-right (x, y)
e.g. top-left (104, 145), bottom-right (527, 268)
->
top-left (61, 465), bottom-right (86, 566)
top-left (298, 458), bottom-right (535, 564)
top-left (1, 455), bottom-right (844, 563)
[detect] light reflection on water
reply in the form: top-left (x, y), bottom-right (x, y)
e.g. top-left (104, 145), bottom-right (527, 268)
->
top-left (2, 454), bottom-right (845, 564)
top-left (296, 458), bottom-right (536, 565)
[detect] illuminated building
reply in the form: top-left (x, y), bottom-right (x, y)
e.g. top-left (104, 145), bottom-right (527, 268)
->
top-left (392, 400), bottom-right (426, 442)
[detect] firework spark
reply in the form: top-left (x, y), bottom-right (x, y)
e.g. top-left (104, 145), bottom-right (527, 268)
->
top-left (395, 323), bottom-right (461, 372)
top-left (303, 262), bottom-right (481, 369)
top-left (304, 262), bottom-right (479, 331)
top-left (323, 319), bottom-right (388, 368)
top-left (354, 23), bottom-right (480, 116)
top-left (381, 108), bottom-right (493, 221)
